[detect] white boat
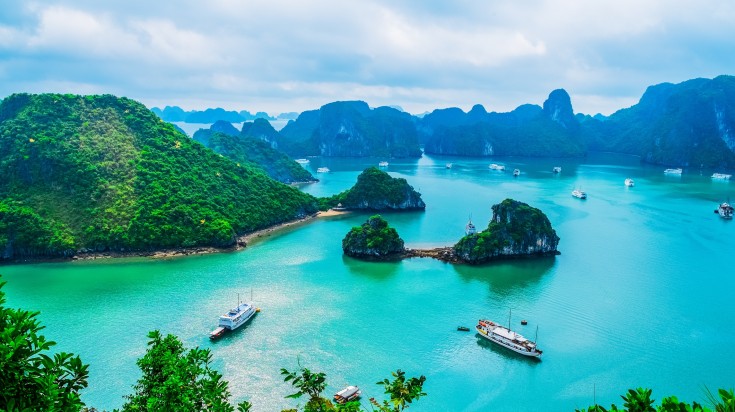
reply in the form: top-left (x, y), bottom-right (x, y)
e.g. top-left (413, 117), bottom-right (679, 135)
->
top-left (513, 169), bottom-right (520, 177)
top-left (446, 163), bottom-right (453, 169)
top-left (295, 158), bottom-right (310, 165)
top-left (715, 202), bottom-right (734, 219)
top-left (711, 173), bottom-right (732, 180)
top-left (489, 163), bottom-right (505, 171)
top-left (552, 166), bottom-right (561, 173)
top-left (465, 218), bottom-right (477, 235)
top-left (334, 385), bottom-right (361, 404)
top-left (664, 168), bottom-right (683, 175)
top-left (210, 295), bottom-right (259, 340)
top-left (625, 178), bottom-right (635, 187)
top-left (476, 318), bottom-right (542, 358)
top-left (316, 167), bottom-right (330, 173)
top-left (379, 161), bottom-right (389, 167)
top-left (572, 188), bottom-right (587, 199)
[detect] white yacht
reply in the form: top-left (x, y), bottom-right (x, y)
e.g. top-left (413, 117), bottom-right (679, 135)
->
top-left (552, 166), bottom-right (561, 174)
top-left (625, 178), bottom-right (635, 187)
top-left (295, 158), bottom-right (310, 165)
top-left (572, 189), bottom-right (587, 199)
top-left (476, 318), bottom-right (542, 358)
top-left (716, 202), bottom-right (734, 219)
top-left (664, 168), bottom-right (683, 175)
top-left (513, 169), bottom-right (520, 177)
top-left (210, 297), bottom-right (259, 340)
top-left (711, 173), bottom-right (732, 180)
top-left (465, 218), bottom-right (477, 235)
top-left (446, 163), bottom-right (453, 169)
top-left (316, 167), bottom-right (330, 173)
top-left (489, 164), bottom-right (505, 171)
top-left (379, 161), bottom-right (389, 167)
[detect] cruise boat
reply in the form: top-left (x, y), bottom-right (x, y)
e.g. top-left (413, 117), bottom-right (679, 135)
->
top-left (715, 202), bottom-right (734, 219)
top-left (446, 163), bottom-right (453, 169)
top-left (465, 218), bottom-right (477, 235)
top-left (513, 169), bottom-right (520, 177)
top-left (334, 386), bottom-right (361, 404)
top-left (316, 167), bottom-right (330, 173)
top-left (378, 161), bottom-right (389, 167)
top-left (489, 164), bottom-right (505, 171)
top-left (712, 173), bottom-right (732, 180)
top-left (625, 178), bottom-right (635, 187)
top-left (664, 168), bottom-right (683, 175)
top-left (476, 319), bottom-right (542, 358)
top-left (209, 296), bottom-right (259, 340)
top-left (295, 158), bottom-right (310, 165)
top-left (572, 189), bottom-right (587, 199)
top-left (552, 166), bottom-right (561, 173)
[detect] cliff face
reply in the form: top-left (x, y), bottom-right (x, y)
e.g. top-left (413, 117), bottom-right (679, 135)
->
top-left (322, 167), bottom-right (425, 211)
top-left (342, 215), bottom-right (404, 258)
top-left (453, 199), bottom-right (559, 264)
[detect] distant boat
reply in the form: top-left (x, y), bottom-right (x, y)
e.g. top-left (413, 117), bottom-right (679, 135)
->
top-left (715, 202), bottom-right (734, 219)
top-left (210, 293), bottom-right (259, 340)
top-left (489, 163), bottom-right (505, 171)
top-left (664, 168), bottom-right (683, 175)
top-left (572, 188), bottom-right (587, 199)
top-left (457, 326), bottom-right (470, 332)
top-left (465, 217), bottom-right (477, 235)
top-left (625, 178), bottom-right (635, 187)
top-left (334, 386), bottom-right (361, 404)
top-left (295, 158), bottom-right (310, 164)
top-left (446, 163), bottom-right (453, 169)
top-left (379, 161), bottom-right (389, 167)
top-left (552, 166), bottom-right (561, 173)
top-left (711, 173), bottom-right (732, 180)
top-left (317, 167), bottom-right (330, 173)
top-left (476, 313), bottom-right (542, 358)
top-left (513, 169), bottom-right (520, 177)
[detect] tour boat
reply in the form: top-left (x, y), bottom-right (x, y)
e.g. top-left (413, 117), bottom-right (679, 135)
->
top-left (457, 326), bottom-right (470, 331)
top-left (664, 168), bottom-right (683, 175)
top-left (316, 167), bottom-right (330, 173)
top-left (715, 202), bottom-right (734, 219)
top-left (446, 163), bottom-right (453, 169)
top-left (572, 189), bottom-right (587, 199)
top-left (711, 173), bottom-right (732, 180)
top-left (625, 178), bottom-right (635, 187)
top-left (210, 295), bottom-right (259, 340)
top-left (552, 166), bottom-right (561, 174)
top-left (513, 169), bottom-right (520, 177)
top-left (334, 386), bottom-right (361, 404)
top-left (465, 218), bottom-right (477, 235)
top-left (489, 163), bottom-right (505, 171)
top-left (476, 318), bottom-right (542, 358)
top-left (379, 161), bottom-right (389, 167)
top-left (295, 158), bottom-right (310, 165)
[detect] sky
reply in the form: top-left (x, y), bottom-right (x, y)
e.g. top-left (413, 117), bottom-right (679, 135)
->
top-left (1, 1), bottom-right (734, 116)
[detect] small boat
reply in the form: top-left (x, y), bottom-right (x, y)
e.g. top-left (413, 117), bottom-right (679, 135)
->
top-left (552, 166), bottom-right (562, 173)
top-left (712, 173), bottom-right (732, 180)
top-left (457, 326), bottom-right (470, 332)
top-left (210, 293), bottom-right (259, 340)
top-left (715, 202), bottom-right (734, 219)
top-left (513, 169), bottom-right (520, 177)
top-left (520, 320), bottom-right (528, 325)
top-left (572, 189), bottom-right (587, 199)
top-left (379, 161), bottom-right (389, 167)
top-left (489, 163), bottom-right (505, 171)
top-left (625, 178), bottom-right (635, 187)
top-left (334, 385), bottom-right (361, 404)
top-left (465, 217), bottom-right (477, 235)
top-left (476, 315), bottom-right (542, 358)
top-left (446, 163), bottom-right (453, 169)
top-left (294, 158), bottom-right (310, 165)
top-left (664, 168), bottom-right (683, 175)
top-left (316, 167), bottom-right (330, 173)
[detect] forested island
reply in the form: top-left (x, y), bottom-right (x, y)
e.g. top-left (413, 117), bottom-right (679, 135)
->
top-left (320, 167), bottom-right (426, 211)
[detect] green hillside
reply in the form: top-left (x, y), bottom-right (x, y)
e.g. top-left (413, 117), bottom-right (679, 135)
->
top-left (0, 93), bottom-right (318, 260)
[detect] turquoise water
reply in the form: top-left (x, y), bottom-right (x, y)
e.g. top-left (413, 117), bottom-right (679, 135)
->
top-left (2, 153), bottom-right (734, 411)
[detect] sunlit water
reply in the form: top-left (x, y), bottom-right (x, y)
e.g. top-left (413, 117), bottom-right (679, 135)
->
top-left (3, 153), bottom-right (734, 411)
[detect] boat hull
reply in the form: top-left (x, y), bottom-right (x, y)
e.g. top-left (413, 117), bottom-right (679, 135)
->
top-left (476, 325), bottom-right (542, 358)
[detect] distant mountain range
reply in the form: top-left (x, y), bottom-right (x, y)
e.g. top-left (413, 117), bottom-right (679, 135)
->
top-left (150, 106), bottom-right (296, 123)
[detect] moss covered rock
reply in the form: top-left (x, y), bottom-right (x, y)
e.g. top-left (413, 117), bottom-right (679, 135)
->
top-left (342, 215), bottom-right (405, 258)
top-left (322, 167), bottom-right (425, 210)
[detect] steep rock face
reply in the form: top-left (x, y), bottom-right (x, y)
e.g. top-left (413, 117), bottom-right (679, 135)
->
top-left (342, 215), bottom-right (405, 258)
top-left (453, 199), bottom-right (559, 264)
top-left (322, 167), bottom-right (425, 211)
top-left (210, 120), bottom-right (239, 136)
top-left (543, 89), bottom-right (578, 130)
top-left (241, 118), bottom-right (281, 149)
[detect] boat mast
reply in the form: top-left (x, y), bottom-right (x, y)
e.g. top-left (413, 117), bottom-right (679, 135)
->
top-left (237, 292), bottom-right (240, 306)
top-left (535, 325), bottom-right (539, 344)
top-left (508, 308), bottom-right (511, 330)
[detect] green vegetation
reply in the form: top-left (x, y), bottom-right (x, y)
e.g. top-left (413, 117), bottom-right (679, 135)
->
top-left (342, 215), bottom-right (405, 258)
top-left (0, 277), bottom-right (89, 411)
top-left (0, 93), bottom-right (318, 260)
top-left (454, 199), bottom-right (559, 263)
top-left (575, 387), bottom-right (734, 412)
top-left (320, 167), bottom-right (425, 211)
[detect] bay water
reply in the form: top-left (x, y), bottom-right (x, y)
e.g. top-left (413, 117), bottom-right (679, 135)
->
top-left (3, 153), bottom-right (734, 411)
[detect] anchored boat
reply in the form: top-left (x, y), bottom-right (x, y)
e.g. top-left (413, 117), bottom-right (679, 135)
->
top-left (334, 386), bottom-right (361, 404)
top-left (715, 202), bottom-right (734, 219)
top-left (210, 293), bottom-right (259, 340)
top-left (625, 178), bottom-right (634, 187)
top-left (476, 318), bottom-right (542, 358)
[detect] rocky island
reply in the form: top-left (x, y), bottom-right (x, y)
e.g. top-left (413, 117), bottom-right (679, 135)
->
top-left (321, 167), bottom-right (426, 211)
top-left (342, 215), bottom-right (405, 258)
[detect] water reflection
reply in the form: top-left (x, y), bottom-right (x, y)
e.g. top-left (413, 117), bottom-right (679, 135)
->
top-left (341, 255), bottom-right (401, 280)
top-left (453, 257), bottom-right (556, 301)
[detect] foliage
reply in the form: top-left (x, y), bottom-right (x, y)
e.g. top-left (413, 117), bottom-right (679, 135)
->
top-left (0, 93), bottom-right (318, 260)
top-left (0, 277), bottom-right (89, 411)
top-left (371, 369), bottom-right (427, 412)
top-left (320, 167), bottom-right (425, 211)
top-left (575, 387), bottom-right (735, 412)
top-left (342, 215), bottom-right (405, 258)
top-left (280, 365), bottom-right (328, 402)
top-left (119, 330), bottom-right (250, 412)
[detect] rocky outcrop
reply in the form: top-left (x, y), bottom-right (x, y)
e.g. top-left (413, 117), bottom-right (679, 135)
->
top-left (543, 89), bottom-right (578, 130)
top-left (241, 118), bottom-right (281, 149)
top-left (322, 167), bottom-right (425, 211)
top-left (453, 199), bottom-right (560, 264)
top-left (342, 215), bottom-right (405, 258)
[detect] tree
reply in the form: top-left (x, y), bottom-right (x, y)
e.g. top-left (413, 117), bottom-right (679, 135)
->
top-left (0, 277), bottom-right (89, 411)
top-left (119, 330), bottom-right (250, 412)
top-left (622, 388), bottom-right (656, 412)
top-left (371, 369), bottom-right (427, 412)
top-left (280, 364), bottom-right (332, 412)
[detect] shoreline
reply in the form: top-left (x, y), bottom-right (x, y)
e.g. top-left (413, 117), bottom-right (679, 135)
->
top-left (1, 209), bottom-right (352, 265)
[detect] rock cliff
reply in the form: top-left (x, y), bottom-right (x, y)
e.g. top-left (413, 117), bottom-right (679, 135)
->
top-left (342, 215), bottom-right (405, 258)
